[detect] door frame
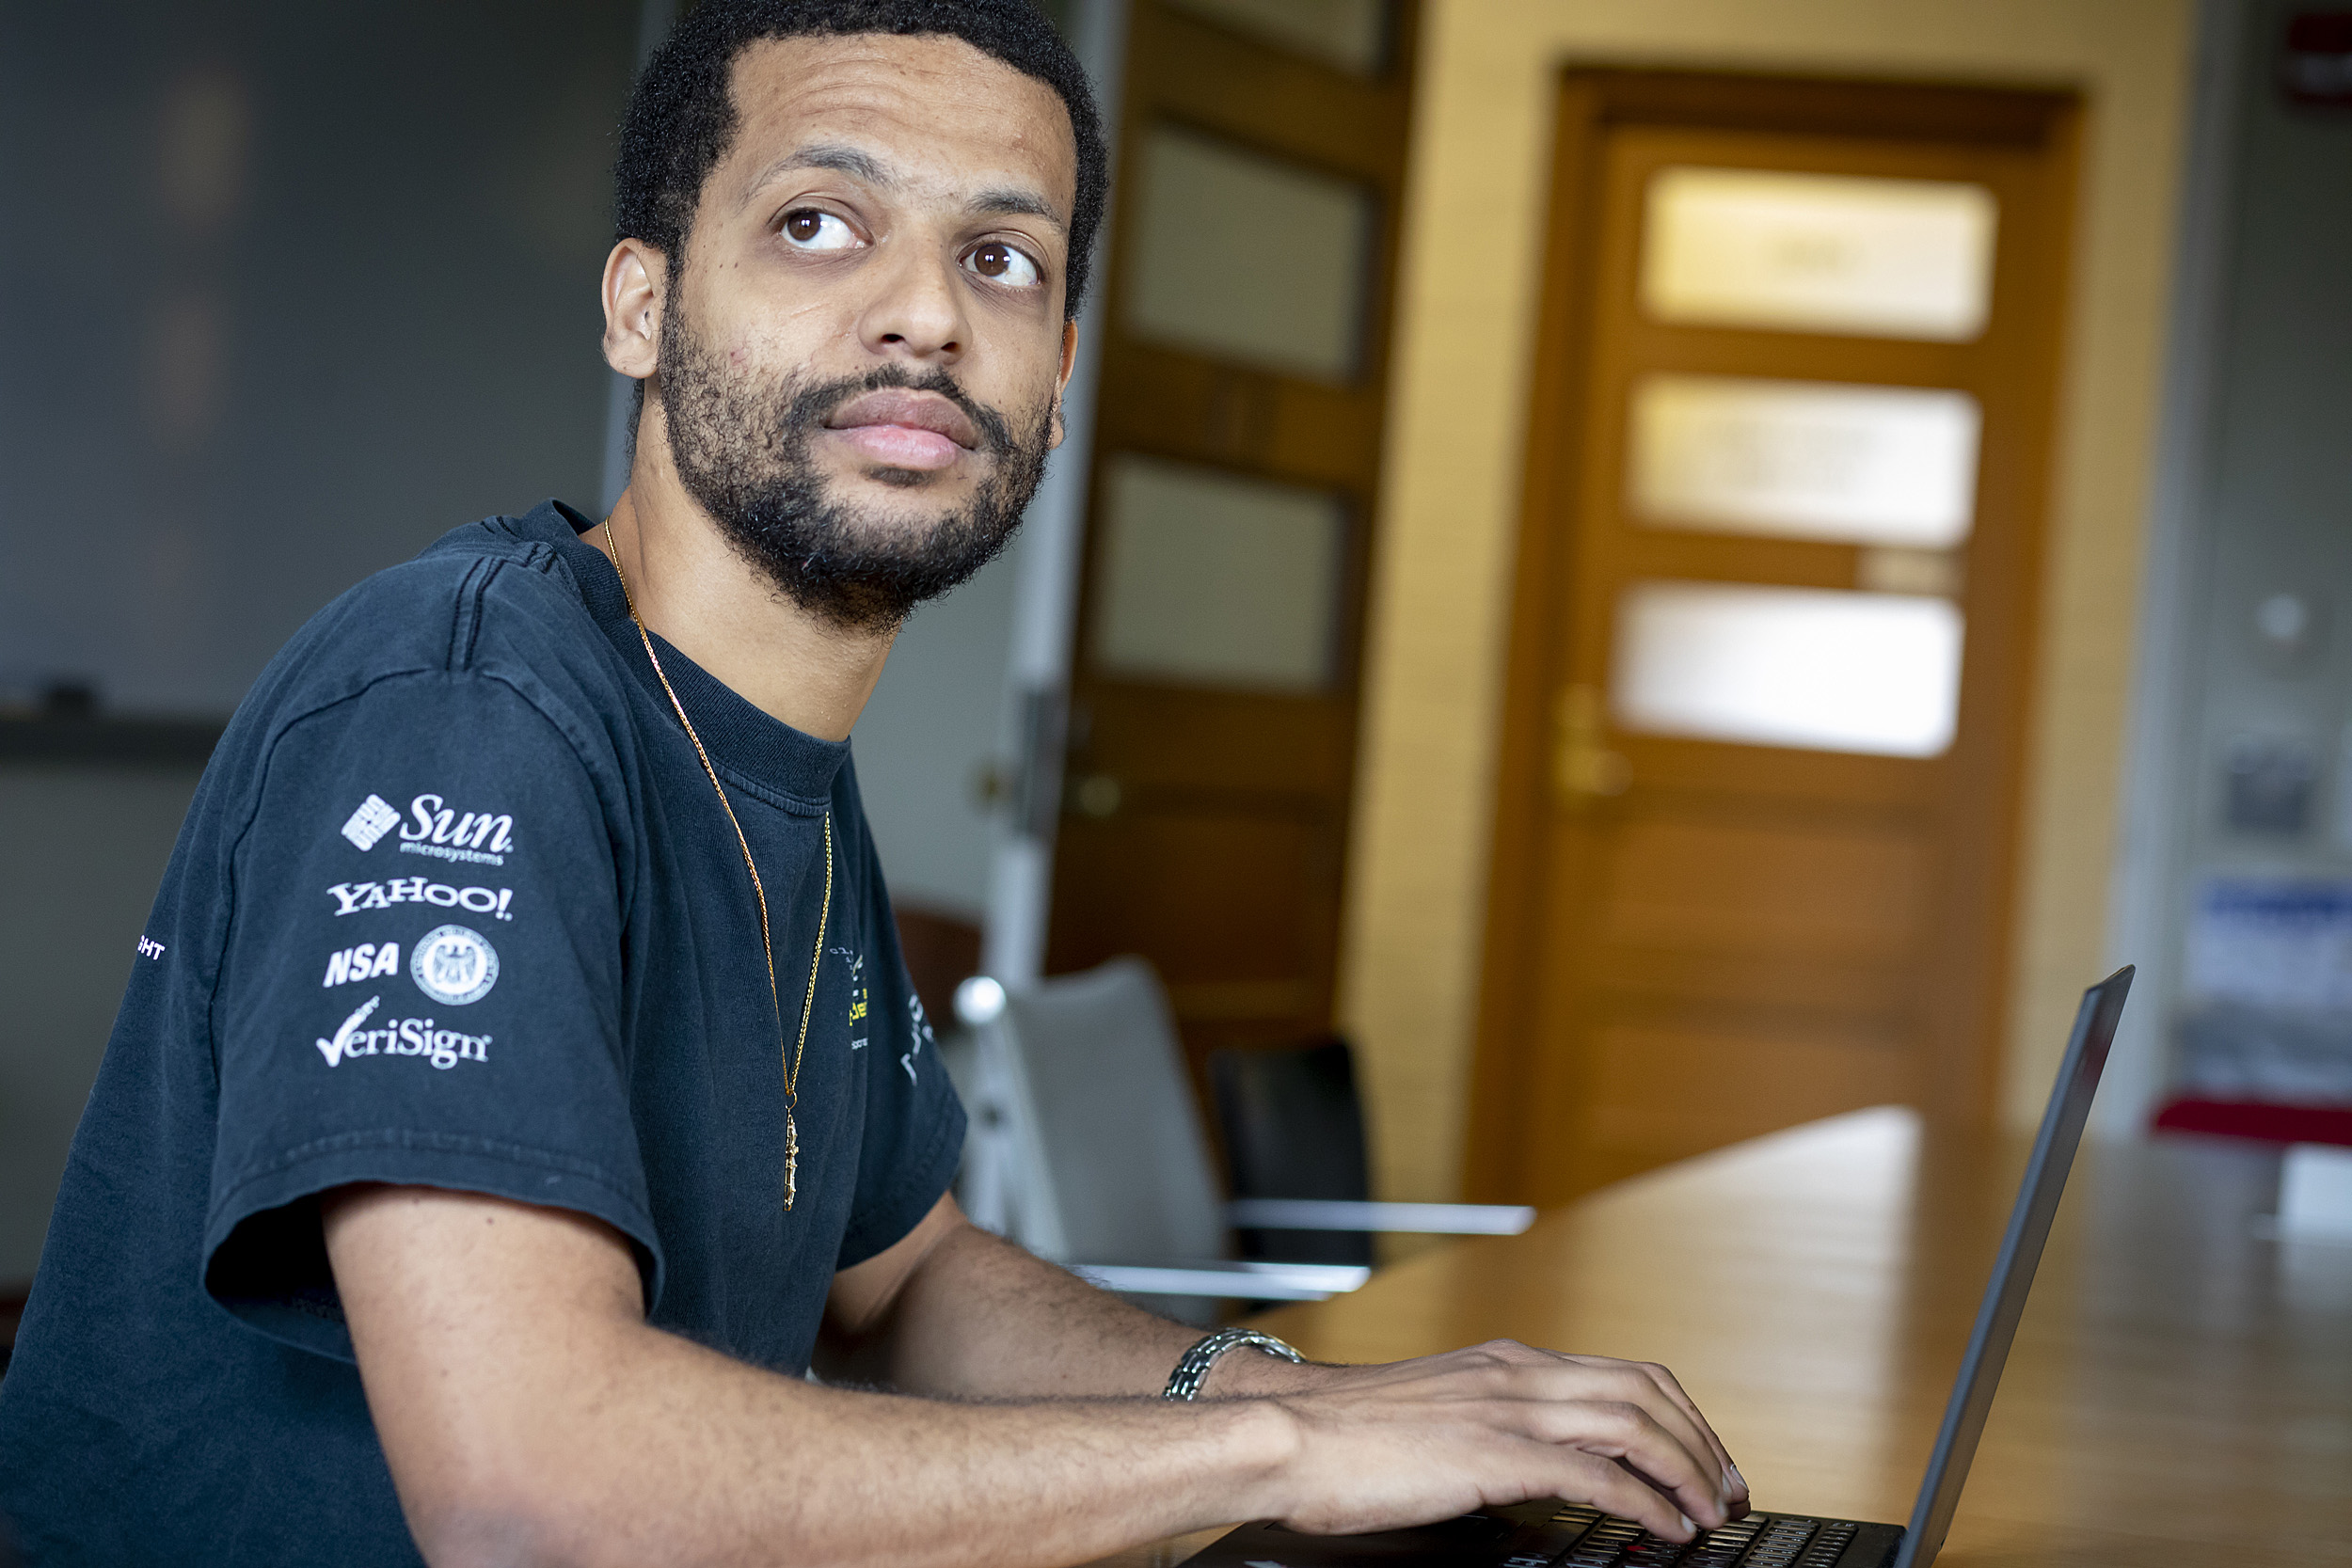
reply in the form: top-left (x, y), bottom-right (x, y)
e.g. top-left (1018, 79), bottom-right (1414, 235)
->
top-left (1043, 0), bottom-right (1422, 1080)
top-left (1463, 69), bottom-right (2082, 1203)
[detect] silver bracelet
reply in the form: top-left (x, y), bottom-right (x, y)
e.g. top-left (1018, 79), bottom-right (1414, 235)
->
top-left (1161, 1327), bottom-right (1305, 1401)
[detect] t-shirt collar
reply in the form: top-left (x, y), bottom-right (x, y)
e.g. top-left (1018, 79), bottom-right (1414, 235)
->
top-left (520, 499), bottom-right (850, 810)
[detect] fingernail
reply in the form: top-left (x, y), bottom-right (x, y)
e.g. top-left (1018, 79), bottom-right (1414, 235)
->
top-left (1725, 1463), bottom-right (1748, 1494)
top-left (1678, 1513), bottom-right (1695, 1537)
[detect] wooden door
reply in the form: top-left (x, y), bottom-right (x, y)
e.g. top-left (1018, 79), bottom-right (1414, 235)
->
top-left (1468, 72), bottom-right (2079, 1205)
top-left (1044, 0), bottom-right (1417, 1078)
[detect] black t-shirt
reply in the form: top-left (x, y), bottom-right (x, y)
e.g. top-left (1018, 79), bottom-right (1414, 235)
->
top-left (0, 501), bottom-right (965, 1565)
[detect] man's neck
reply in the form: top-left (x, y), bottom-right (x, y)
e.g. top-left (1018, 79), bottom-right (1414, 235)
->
top-left (593, 424), bottom-right (894, 745)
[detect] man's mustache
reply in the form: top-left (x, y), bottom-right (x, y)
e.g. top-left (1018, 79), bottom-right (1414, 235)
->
top-left (787, 366), bottom-right (1013, 455)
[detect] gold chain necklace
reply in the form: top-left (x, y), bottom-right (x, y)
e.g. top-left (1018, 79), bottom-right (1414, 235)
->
top-left (602, 519), bottom-right (832, 1211)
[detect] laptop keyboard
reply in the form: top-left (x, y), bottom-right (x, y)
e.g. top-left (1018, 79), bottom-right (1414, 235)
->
top-left (1528, 1505), bottom-right (1861, 1568)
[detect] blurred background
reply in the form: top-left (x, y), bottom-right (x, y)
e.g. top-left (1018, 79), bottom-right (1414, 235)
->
top-left (4, 0), bottom-right (2351, 1305)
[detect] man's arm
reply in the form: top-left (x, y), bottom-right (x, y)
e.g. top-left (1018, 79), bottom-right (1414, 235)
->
top-left (326, 1185), bottom-right (1740, 1568)
top-left (816, 1192), bottom-right (1273, 1397)
top-left (824, 1193), bottom-right (1747, 1474)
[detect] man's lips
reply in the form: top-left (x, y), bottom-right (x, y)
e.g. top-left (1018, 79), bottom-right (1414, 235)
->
top-left (822, 388), bottom-right (980, 473)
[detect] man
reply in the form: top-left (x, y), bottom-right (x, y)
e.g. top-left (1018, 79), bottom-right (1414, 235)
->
top-left (0, 3), bottom-right (1749, 1563)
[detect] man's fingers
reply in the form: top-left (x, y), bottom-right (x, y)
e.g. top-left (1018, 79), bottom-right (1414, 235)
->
top-left (1273, 1342), bottom-right (1745, 1542)
top-left (1442, 1349), bottom-right (1743, 1516)
top-left (1628, 1360), bottom-right (1746, 1506)
top-left (1510, 1398), bottom-right (1725, 1528)
top-left (1382, 1351), bottom-right (1727, 1518)
top-left (1548, 1355), bottom-right (1741, 1509)
top-left (1515, 1364), bottom-right (1728, 1515)
top-left (1551, 1450), bottom-right (1702, 1544)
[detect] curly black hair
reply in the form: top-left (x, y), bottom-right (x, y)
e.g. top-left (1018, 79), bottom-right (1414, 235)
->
top-left (613, 0), bottom-right (1109, 320)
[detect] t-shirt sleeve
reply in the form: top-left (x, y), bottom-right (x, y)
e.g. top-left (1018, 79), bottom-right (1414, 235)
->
top-left (834, 830), bottom-right (967, 1271)
top-left (203, 671), bottom-right (657, 1359)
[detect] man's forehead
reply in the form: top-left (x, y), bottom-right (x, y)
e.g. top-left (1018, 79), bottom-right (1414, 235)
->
top-left (720, 33), bottom-right (1076, 215)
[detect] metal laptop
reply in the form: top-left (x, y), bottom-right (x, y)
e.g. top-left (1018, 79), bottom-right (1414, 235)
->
top-left (1187, 966), bottom-right (2134, 1568)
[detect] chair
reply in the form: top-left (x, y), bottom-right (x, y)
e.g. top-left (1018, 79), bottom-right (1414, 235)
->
top-left (944, 958), bottom-right (1533, 1317)
top-left (1212, 1037), bottom-right (1378, 1266)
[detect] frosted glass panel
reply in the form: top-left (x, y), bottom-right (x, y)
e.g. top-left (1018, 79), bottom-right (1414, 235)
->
top-left (1642, 167), bottom-right (1996, 341)
top-left (1163, 0), bottom-right (1390, 73)
top-left (1125, 125), bottom-right (1374, 381)
top-left (1613, 581), bottom-right (1963, 757)
top-left (1629, 375), bottom-right (1980, 549)
top-left (1092, 455), bottom-right (1344, 691)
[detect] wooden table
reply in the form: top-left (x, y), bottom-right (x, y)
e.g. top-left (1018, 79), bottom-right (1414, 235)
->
top-left (1093, 1109), bottom-right (2352, 1567)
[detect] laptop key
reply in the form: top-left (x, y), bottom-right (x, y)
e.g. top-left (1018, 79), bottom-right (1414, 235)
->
top-left (1739, 1518), bottom-right (1820, 1568)
top-left (1791, 1523), bottom-right (1856, 1568)
top-left (1545, 1509), bottom-right (1796, 1568)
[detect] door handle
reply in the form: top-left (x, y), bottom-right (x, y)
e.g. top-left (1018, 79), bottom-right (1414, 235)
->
top-left (1553, 685), bottom-right (1630, 804)
top-left (1069, 773), bottom-right (1123, 818)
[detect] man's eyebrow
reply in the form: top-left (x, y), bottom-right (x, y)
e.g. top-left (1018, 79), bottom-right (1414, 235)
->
top-left (967, 187), bottom-right (1067, 230)
top-left (740, 143), bottom-right (894, 206)
top-left (738, 148), bottom-right (1065, 231)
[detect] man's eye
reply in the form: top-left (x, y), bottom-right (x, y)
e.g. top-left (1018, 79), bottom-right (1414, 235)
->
top-left (963, 242), bottom-right (1042, 288)
top-left (781, 210), bottom-right (860, 252)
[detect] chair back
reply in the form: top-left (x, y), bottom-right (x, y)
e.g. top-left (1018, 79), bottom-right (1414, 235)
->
top-left (1209, 1037), bottom-right (1377, 1266)
top-left (969, 957), bottom-right (1230, 1267)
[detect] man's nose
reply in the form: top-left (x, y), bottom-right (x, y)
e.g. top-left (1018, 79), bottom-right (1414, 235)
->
top-left (857, 241), bottom-right (969, 364)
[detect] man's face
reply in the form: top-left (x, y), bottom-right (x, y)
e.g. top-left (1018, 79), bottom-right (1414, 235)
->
top-left (652, 33), bottom-right (1079, 630)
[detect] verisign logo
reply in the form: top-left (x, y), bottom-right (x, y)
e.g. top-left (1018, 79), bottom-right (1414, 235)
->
top-left (316, 995), bottom-right (382, 1065)
top-left (314, 994), bottom-right (490, 1069)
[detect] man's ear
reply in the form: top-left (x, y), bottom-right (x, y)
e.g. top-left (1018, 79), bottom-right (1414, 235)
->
top-left (601, 240), bottom-right (666, 381)
top-left (1048, 317), bottom-right (1079, 450)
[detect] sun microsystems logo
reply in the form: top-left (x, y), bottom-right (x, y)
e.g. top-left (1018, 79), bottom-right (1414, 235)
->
top-left (341, 794), bottom-right (401, 851)
top-left (339, 792), bottom-right (517, 864)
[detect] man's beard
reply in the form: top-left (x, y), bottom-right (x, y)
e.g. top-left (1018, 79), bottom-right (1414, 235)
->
top-left (655, 304), bottom-right (1053, 634)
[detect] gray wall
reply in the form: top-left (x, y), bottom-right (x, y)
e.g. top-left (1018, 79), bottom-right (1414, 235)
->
top-left (0, 0), bottom-right (641, 1278)
top-left (854, 546), bottom-right (1025, 922)
top-left (0, 0), bottom-right (640, 715)
top-left (2185, 4), bottom-right (2352, 858)
top-left (2153, 0), bottom-right (2352, 1094)
top-left (0, 766), bottom-right (204, 1279)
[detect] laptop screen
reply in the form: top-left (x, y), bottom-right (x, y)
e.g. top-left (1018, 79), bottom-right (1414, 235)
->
top-left (1894, 967), bottom-right (2134, 1568)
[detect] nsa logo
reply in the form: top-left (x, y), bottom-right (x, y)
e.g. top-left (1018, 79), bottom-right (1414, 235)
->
top-left (410, 924), bottom-right (500, 1006)
top-left (341, 794), bottom-right (400, 851)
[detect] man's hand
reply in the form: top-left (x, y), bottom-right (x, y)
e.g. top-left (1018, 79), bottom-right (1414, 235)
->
top-left (326, 1182), bottom-right (1746, 1566)
top-left (1259, 1342), bottom-right (1748, 1541)
top-left (820, 1199), bottom-right (1745, 1541)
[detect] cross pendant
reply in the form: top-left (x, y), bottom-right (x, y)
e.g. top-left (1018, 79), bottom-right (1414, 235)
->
top-left (784, 1111), bottom-right (799, 1212)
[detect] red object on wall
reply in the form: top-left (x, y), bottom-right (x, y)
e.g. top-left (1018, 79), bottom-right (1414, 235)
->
top-left (2154, 1096), bottom-right (2352, 1147)
top-left (2281, 11), bottom-right (2352, 104)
